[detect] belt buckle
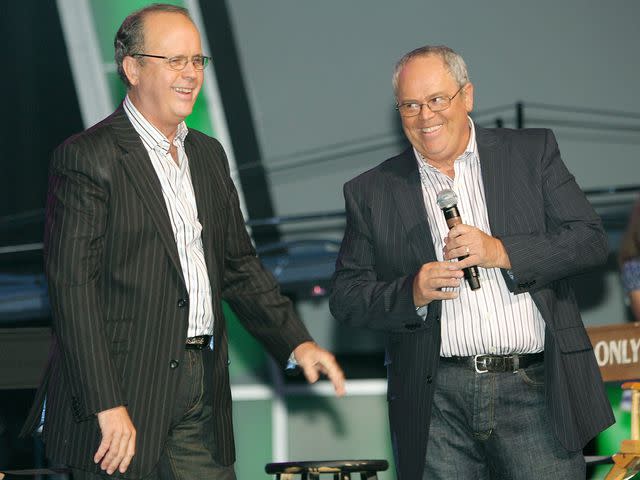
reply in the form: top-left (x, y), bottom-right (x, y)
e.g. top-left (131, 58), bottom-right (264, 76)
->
top-left (474, 354), bottom-right (489, 374)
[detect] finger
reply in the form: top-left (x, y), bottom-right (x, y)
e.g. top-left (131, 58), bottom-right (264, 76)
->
top-left (432, 290), bottom-right (458, 300)
top-left (108, 429), bottom-right (131, 475)
top-left (101, 430), bottom-right (122, 472)
top-left (424, 262), bottom-right (463, 276)
top-left (94, 433), bottom-right (112, 464)
top-left (448, 225), bottom-right (468, 238)
top-left (421, 268), bottom-right (463, 284)
top-left (118, 432), bottom-right (136, 474)
top-left (456, 256), bottom-right (479, 270)
top-left (301, 363), bottom-right (320, 384)
top-left (436, 277), bottom-right (462, 289)
top-left (428, 290), bottom-right (459, 301)
top-left (315, 354), bottom-right (346, 396)
top-left (316, 362), bottom-right (329, 375)
top-left (327, 366), bottom-right (346, 397)
top-left (445, 244), bottom-right (473, 261)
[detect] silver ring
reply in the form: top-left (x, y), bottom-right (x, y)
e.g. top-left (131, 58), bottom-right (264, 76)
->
top-left (465, 246), bottom-right (470, 255)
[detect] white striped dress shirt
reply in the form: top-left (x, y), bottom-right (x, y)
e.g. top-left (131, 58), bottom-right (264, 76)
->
top-left (124, 96), bottom-right (214, 338)
top-left (416, 119), bottom-right (545, 356)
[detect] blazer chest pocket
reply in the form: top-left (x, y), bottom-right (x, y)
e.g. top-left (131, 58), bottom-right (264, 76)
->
top-left (555, 326), bottom-right (593, 353)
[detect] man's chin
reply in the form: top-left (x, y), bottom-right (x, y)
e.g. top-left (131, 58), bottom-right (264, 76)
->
top-left (174, 106), bottom-right (195, 121)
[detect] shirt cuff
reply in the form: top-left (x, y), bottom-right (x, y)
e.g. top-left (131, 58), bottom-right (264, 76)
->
top-left (416, 304), bottom-right (428, 319)
top-left (286, 351), bottom-right (298, 368)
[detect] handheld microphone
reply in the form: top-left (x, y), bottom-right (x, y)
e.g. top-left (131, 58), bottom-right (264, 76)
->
top-left (436, 189), bottom-right (481, 290)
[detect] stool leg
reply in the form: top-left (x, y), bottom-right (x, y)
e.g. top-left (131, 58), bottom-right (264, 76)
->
top-left (360, 473), bottom-right (378, 480)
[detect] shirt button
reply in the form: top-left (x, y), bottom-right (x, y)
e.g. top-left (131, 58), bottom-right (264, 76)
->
top-left (426, 375), bottom-right (433, 384)
top-left (170, 360), bottom-right (179, 369)
top-left (177, 298), bottom-right (188, 308)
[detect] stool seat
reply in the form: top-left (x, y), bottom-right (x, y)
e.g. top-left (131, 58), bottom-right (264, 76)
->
top-left (265, 459), bottom-right (388, 479)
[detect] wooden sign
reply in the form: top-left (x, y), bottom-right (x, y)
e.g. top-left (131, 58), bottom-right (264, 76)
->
top-left (586, 322), bottom-right (640, 382)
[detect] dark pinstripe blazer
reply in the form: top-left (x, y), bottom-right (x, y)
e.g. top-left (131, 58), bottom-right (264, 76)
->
top-left (23, 106), bottom-right (312, 478)
top-left (330, 126), bottom-right (615, 480)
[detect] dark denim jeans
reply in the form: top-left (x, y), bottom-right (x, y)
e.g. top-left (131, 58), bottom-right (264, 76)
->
top-left (423, 359), bottom-right (584, 480)
top-left (72, 349), bottom-right (235, 480)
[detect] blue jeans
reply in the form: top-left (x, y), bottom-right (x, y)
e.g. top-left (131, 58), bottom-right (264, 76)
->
top-left (72, 350), bottom-right (235, 480)
top-left (423, 358), bottom-right (584, 480)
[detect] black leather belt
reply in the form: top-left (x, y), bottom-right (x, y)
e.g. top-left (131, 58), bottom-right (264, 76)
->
top-left (440, 352), bottom-right (544, 373)
top-left (185, 335), bottom-right (211, 350)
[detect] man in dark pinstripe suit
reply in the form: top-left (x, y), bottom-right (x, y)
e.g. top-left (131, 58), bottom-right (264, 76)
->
top-left (22, 4), bottom-right (344, 479)
top-left (330, 45), bottom-right (613, 479)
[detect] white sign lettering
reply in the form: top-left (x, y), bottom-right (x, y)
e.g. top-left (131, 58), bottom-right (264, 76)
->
top-left (594, 338), bottom-right (640, 367)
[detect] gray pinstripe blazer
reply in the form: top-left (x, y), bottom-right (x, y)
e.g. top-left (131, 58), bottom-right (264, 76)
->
top-left (22, 106), bottom-right (312, 478)
top-left (330, 126), bottom-right (615, 480)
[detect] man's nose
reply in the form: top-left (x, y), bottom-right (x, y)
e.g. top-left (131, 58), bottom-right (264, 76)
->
top-left (418, 103), bottom-right (436, 120)
top-left (181, 60), bottom-right (197, 77)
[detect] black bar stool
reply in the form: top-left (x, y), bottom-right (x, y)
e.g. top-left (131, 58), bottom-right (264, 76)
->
top-left (265, 459), bottom-right (388, 479)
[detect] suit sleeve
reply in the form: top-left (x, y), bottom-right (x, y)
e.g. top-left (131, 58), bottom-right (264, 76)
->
top-left (217, 145), bottom-right (313, 366)
top-left (45, 141), bottom-right (125, 419)
top-left (329, 181), bottom-right (427, 332)
top-left (499, 130), bottom-right (608, 292)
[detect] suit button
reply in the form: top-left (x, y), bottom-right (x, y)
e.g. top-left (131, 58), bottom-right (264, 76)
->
top-left (177, 298), bottom-right (188, 308)
top-left (426, 375), bottom-right (433, 384)
top-left (170, 360), bottom-right (179, 369)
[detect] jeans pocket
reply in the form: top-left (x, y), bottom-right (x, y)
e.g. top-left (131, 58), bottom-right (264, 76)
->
top-left (517, 362), bottom-right (544, 387)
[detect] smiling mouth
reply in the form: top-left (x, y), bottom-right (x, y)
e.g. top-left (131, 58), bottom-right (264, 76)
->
top-left (421, 125), bottom-right (442, 133)
top-left (173, 87), bottom-right (193, 94)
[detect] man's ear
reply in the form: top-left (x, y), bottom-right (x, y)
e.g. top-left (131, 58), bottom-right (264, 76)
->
top-left (122, 56), bottom-right (140, 86)
top-left (463, 82), bottom-right (474, 113)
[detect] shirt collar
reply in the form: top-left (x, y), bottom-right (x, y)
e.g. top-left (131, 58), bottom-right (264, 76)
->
top-left (414, 116), bottom-right (477, 170)
top-left (123, 95), bottom-right (189, 154)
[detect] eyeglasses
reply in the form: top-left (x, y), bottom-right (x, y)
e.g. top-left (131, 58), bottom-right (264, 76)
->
top-left (396, 84), bottom-right (466, 117)
top-left (131, 53), bottom-right (211, 71)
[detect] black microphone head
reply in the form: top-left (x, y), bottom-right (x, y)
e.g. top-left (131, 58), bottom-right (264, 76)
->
top-left (436, 189), bottom-right (458, 210)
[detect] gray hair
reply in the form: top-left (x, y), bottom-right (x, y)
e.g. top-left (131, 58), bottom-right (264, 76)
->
top-left (114, 3), bottom-right (192, 88)
top-left (392, 45), bottom-right (470, 96)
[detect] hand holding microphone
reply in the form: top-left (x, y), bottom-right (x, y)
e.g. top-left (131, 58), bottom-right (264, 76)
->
top-left (436, 189), bottom-right (481, 290)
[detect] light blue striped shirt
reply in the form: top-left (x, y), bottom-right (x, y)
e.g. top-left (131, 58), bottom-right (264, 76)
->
top-left (416, 119), bottom-right (545, 356)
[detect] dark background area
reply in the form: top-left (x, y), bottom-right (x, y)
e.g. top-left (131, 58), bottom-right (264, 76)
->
top-left (0, 1), bottom-right (81, 471)
top-left (0, 1), bottom-right (83, 245)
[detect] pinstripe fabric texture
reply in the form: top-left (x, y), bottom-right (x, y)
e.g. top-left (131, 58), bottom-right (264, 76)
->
top-left (22, 106), bottom-right (312, 479)
top-left (330, 125), bottom-right (615, 480)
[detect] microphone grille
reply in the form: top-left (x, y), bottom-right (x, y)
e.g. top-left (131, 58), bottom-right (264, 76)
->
top-left (436, 189), bottom-right (458, 209)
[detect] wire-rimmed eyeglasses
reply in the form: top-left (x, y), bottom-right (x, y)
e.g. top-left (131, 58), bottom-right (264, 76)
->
top-left (396, 84), bottom-right (466, 117)
top-left (131, 53), bottom-right (210, 71)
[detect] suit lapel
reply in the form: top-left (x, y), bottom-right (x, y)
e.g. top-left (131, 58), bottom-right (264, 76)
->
top-left (476, 126), bottom-right (510, 237)
top-left (184, 137), bottom-right (219, 284)
top-left (389, 149), bottom-right (438, 263)
top-left (110, 106), bottom-right (185, 284)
